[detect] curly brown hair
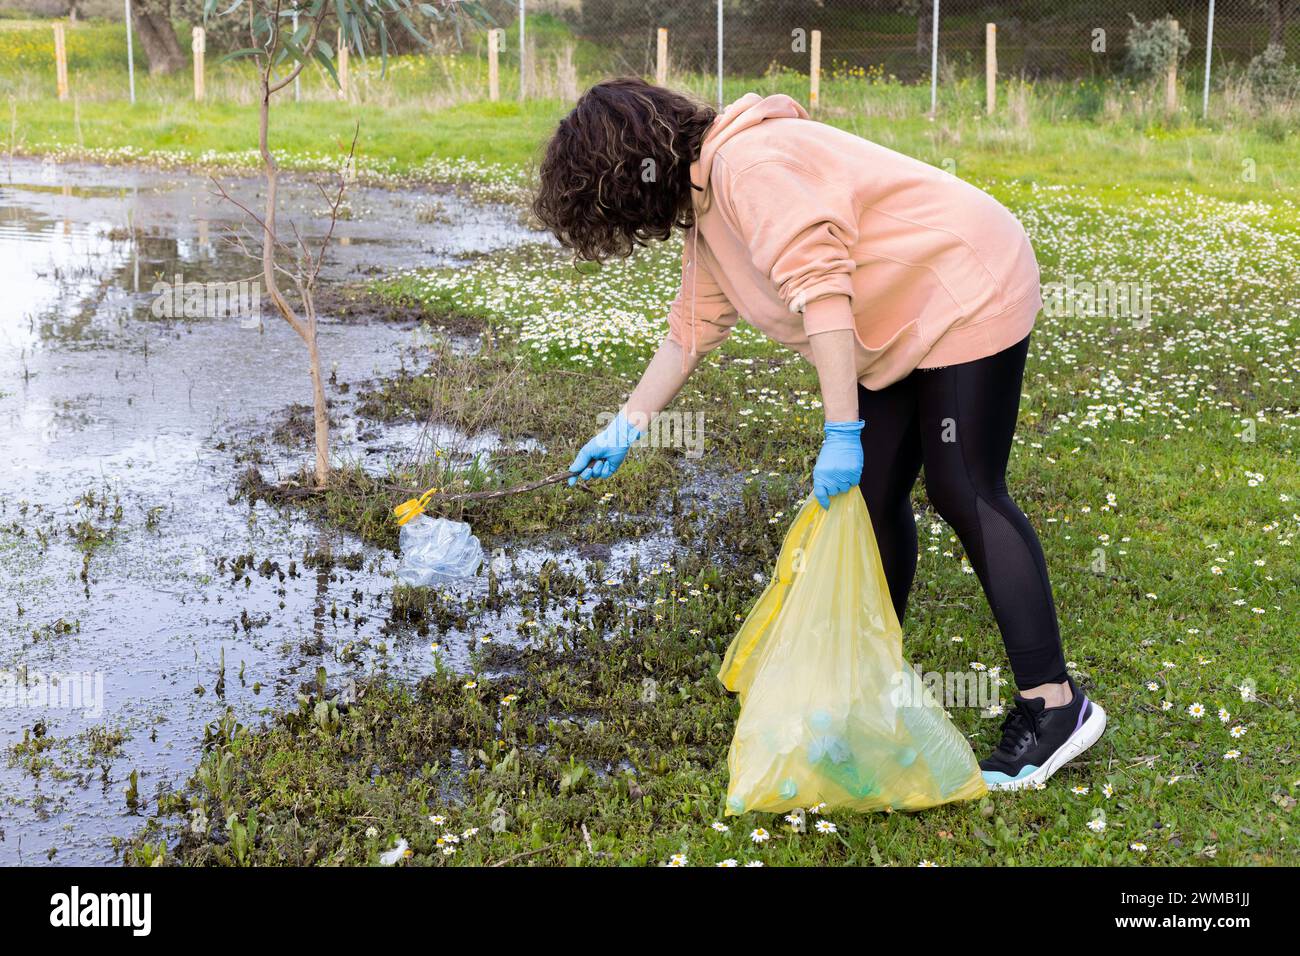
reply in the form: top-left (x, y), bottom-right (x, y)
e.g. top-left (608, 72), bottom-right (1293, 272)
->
top-left (532, 77), bottom-right (717, 263)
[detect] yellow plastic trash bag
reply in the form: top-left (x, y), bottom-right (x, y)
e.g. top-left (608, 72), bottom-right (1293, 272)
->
top-left (718, 490), bottom-right (986, 815)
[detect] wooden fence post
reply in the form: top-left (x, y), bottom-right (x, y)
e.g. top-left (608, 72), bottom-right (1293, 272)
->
top-left (53, 22), bottom-right (69, 102)
top-left (985, 23), bottom-right (996, 115)
top-left (1165, 19), bottom-right (1179, 115)
top-left (809, 29), bottom-right (821, 112)
top-left (518, 0), bottom-right (526, 101)
top-left (488, 28), bottom-right (500, 101)
top-left (337, 28), bottom-right (349, 100)
top-left (192, 27), bottom-right (205, 102)
top-left (656, 27), bottom-right (668, 85)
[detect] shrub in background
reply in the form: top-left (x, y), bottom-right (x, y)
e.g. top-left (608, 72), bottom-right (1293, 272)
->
top-left (1123, 14), bottom-right (1189, 79)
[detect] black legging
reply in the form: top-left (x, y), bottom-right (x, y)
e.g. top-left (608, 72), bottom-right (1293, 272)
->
top-left (857, 334), bottom-right (1067, 689)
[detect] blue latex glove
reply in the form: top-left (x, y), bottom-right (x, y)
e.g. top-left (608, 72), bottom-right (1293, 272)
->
top-left (812, 419), bottom-right (865, 509)
top-left (569, 412), bottom-right (642, 486)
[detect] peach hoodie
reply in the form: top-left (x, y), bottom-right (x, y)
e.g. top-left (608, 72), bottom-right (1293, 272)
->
top-left (666, 93), bottom-right (1042, 389)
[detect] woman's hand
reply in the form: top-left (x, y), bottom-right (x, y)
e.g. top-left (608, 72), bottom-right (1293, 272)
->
top-left (569, 413), bottom-right (642, 485)
top-left (813, 420), bottom-right (865, 509)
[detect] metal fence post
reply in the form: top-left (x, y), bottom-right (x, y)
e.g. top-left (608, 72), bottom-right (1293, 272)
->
top-left (929, 0), bottom-right (940, 115)
top-left (716, 0), bottom-right (723, 109)
top-left (1202, 0), bottom-right (1216, 117)
top-left (124, 0), bottom-right (135, 105)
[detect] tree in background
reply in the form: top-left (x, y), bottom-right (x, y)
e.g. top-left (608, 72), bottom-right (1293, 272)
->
top-left (1123, 13), bottom-right (1190, 79)
top-left (210, 0), bottom-right (490, 487)
top-left (134, 0), bottom-right (187, 74)
top-left (895, 1), bottom-right (932, 56)
top-left (1251, 0), bottom-right (1293, 49)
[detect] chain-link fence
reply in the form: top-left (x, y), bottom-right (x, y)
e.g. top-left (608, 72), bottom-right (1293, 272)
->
top-left (537, 0), bottom-right (1296, 93)
top-left (5, 1), bottom-right (1296, 110)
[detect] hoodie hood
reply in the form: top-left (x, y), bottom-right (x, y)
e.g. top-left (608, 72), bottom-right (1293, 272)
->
top-left (691, 93), bottom-right (809, 212)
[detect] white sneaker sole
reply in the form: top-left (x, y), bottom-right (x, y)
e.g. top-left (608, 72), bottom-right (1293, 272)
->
top-left (987, 700), bottom-right (1108, 792)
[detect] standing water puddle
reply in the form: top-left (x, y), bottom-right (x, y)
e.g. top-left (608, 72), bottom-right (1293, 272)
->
top-left (0, 159), bottom-right (605, 864)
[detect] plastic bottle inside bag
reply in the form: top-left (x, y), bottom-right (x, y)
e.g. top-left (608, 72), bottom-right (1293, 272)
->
top-left (396, 514), bottom-right (483, 586)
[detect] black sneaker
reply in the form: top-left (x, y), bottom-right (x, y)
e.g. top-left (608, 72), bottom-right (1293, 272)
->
top-left (980, 678), bottom-right (1107, 791)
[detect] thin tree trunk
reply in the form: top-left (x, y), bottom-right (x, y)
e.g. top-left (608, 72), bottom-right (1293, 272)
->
top-left (305, 308), bottom-right (330, 485)
top-left (1268, 0), bottom-right (1287, 48)
top-left (257, 59), bottom-right (331, 487)
top-left (133, 0), bottom-right (186, 75)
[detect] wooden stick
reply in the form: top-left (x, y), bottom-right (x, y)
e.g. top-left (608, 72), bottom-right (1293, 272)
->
top-left (338, 27), bottom-right (349, 101)
top-left (490, 842), bottom-right (559, 867)
top-left (53, 22), bottom-right (69, 102)
top-left (985, 23), bottom-right (996, 116)
top-left (248, 467), bottom-right (592, 510)
top-left (655, 27), bottom-right (668, 85)
top-left (192, 26), bottom-right (205, 103)
top-left (408, 470), bottom-right (578, 505)
top-left (488, 29), bottom-right (500, 101)
top-left (809, 30), bottom-right (821, 112)
top-left (1165, 20), bottom-right (1178, 115)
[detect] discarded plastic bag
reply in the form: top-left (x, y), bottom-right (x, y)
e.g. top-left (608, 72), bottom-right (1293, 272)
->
top-left (396, 514), bottom-right (483, 586)
top-left (718, 490), bottom-right (986, 815)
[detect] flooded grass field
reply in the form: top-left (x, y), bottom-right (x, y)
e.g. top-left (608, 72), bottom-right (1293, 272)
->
top-left (0, 159), bottom-right (554, 863)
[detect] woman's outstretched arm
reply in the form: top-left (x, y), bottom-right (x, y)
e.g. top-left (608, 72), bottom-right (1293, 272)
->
top-left (623, 337), bottom-right (702, 430)
top-left (568, 338), bottom-right (702, 484)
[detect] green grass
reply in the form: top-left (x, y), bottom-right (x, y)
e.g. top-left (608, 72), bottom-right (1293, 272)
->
top-left (7, 84), bottom-right (1298, 203)
top-left (8, 96), bottom-right (564, 171)
top-left (3, 18), bottom-right (1296, 202)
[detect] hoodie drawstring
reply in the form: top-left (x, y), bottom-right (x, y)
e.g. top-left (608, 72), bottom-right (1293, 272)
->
top-left (676, 94), bottom-right (806, 375)
top-left (683, 225), bottom-right (700, 373)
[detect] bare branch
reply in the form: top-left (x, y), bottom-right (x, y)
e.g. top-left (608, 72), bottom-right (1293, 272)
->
top-left (308, 124), bottom-right (359, 287)
top-left (268, 4), bottom-right (330, 95)
top-left (207, 175), bottom-right (294, 257)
